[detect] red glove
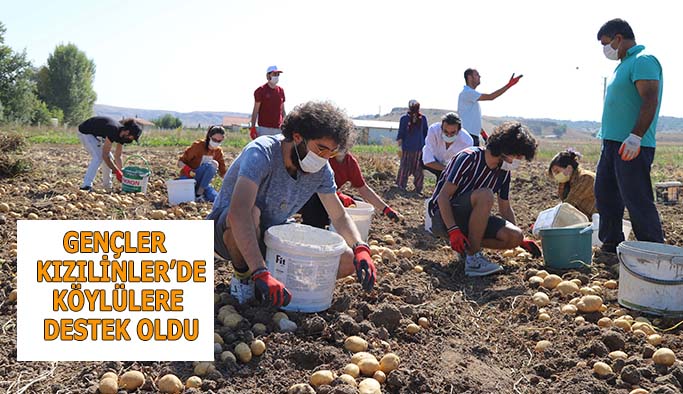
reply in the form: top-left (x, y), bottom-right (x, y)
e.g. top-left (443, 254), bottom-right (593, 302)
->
top-left (448, 225), bottom-right (469, 254)
top-left (506, 73), bottom-right (523, 88)
top-left (383, 206), bottom-right (400, 222)
top-left (337, 192), bottom-right (355, 207)
top-left (115, 169), bottom-right (123, 182)
top-left (480, 130), bottom-right (489, 142)
top-left (252, 268), bottom-right (291, 307)
top-left (520, 238), bottom-right (542, 258)
top-left (181, 165), bottom-right (193, 178)
top-left (249, 126), bottom-right (258, 140)
top-left (353, 243), bottom-right (376, 291)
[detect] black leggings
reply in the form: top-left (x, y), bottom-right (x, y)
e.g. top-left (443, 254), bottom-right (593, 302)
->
top-left (299, 193), bottom-right (330, 229)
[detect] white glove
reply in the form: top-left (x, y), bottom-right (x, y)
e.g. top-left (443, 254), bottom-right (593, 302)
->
top-left (618, 133), bottom-right (641, 161)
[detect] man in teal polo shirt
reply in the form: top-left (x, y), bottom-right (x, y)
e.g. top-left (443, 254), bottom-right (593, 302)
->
top-left (595, 18), bottom-right (664, 252)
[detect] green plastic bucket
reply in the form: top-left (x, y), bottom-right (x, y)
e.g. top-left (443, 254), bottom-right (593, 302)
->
top-left (121, 155), bottom-right (151, 194)
top-left (538, 225), bottom-right (593, 269)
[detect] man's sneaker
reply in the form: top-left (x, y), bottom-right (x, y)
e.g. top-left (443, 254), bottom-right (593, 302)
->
top-left (230, 273), bottom-right (255, 304)
top-left (79, 186), bottom-right (93, 192)
top-left (465, 252), bottom-right (503, 277)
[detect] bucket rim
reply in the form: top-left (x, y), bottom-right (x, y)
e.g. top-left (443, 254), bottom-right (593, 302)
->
top-left (617, 241), bottom-right (683, 257)
top-left (265, 223), bottom-right (347, 257)
top-left (344, 200), bottom-right (375, 214)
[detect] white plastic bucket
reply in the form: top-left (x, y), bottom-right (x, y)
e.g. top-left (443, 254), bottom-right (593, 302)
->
top-left (591, 213), bottom-right (633, 247)
top-left (424, 198), bottom-right (432, 233)
top-left (265, 223), bottom-right (347, 313)
top-left (533, 203), bottom-right (588, 237)
top-left (329, 201), bottom-right (375, 242)
top-left (617, 241), bottom-right (683, 316)
top-left (166, 179), bottom-right (196, 205)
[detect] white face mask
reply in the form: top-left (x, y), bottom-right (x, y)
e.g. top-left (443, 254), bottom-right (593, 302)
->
top-left (295, 141), bottom-right (328, 173)
top-left (603, 41), bottom-right (619, 61)
top-left (442, 133), bottom-right (458, 143)
top-left (501, 158), bottom-right (521, 171)
top-left (209, 140), bottom-right (222, 148)
top-left (269, 75), bottom-right (279, 85)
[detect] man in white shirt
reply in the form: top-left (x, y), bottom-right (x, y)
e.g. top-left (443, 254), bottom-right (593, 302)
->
top-left (422, 112), bottom-right (474, 180)
top-left (458, 69), bottom-right (522, 146)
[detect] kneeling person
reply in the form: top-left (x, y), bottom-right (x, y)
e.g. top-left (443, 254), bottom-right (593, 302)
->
top-left (428, 121), bottom-right (541, 277)
top-left (208, 101), bottom-right (376, 307)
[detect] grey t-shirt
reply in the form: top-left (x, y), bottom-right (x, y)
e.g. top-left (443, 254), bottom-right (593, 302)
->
top-left (207, 135), bottom-right (336, 229)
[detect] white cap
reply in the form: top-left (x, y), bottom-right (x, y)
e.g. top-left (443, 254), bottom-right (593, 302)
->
top-left (266, 65), bottom-right (283, 74)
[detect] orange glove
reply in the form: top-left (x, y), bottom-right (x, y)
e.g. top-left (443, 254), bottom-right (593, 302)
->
top-left (448, 225), bottom-right (469, 254)
top-left (115, 169), bottom-right (123, 182)
top-left (337, 192), bottom-right (355, 207)
top-left (181, 165), bottom-right (193, 178)
top-left (249, 126), bottom-right (258, 140)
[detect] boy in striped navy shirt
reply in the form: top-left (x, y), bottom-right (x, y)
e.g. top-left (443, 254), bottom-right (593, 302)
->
top-left (428, 121), bottom-right (541, 276)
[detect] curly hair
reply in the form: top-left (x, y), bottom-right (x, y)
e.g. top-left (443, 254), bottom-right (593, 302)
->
top-left (485, 121), bottom-right (537, 160)
top-left (548, 149), bottom-right (581, 176)
top-left (281, 101), bottom-right (352, 150)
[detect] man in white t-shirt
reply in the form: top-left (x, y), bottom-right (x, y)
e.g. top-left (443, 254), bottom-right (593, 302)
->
top-left (457, 69), bottom-right (523, 146)
top-left (422, 112), bottom-right (473, 180)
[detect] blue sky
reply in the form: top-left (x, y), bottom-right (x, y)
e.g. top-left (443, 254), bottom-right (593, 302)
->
top-left (2, 0), bottom-right (681, 121)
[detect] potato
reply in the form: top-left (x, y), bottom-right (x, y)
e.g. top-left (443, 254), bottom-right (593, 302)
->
top-left (157, 374), bottom-right (183, 393)
top-left (569, 297), bottom-right (581, 306)
top-left (561, 304), bottom-right (578, 315)
top-left (417, 317), bottom-right (430, 328)
top-left (119, 370), bottom-right (145, 390)
top-left (413, 265), bottom-right (424, 273)
top-left (577, 295), bottom-right (603, 313)
top-left (631, 322), bottom-right (655, 336)
top-left (635, 316), bottom-right (652, 324)
top-left (598, 317), bottom-right (612, 328)
top-left (629, 389), bottom-right (649, 394)
top-left (382, 248), bottom-right (397, 262)
top-left (345, 336), bottom-right (369, 353)
top-left (613, 319), bottom-right (632, 331)
top-left (273, 312), bottom-right (289, 324)
top-left (288, 383), bottom-right (316, 394)
top-left (310, 370), bottom-right (335, 386)
top-left (338, 374), bottom-right (357, 386)
top-left (358, 378), bottom-right (381, 394)
top-left (100, 372), bottom-right (118, 381)
top-left (369, 240), bottom-right (379, 246)
top-left (555, 281), bottom-right (579, 296)
top-left (570, 278), bottom-right (583, 287)
top-left (653, 348), bottom-right (676, 366)
top-left (379, 353), bottom-right (401, 373)
top-left (538, 313), bottom-right (551, 321)
top-left (535, 270), bottom-right (549, 279)
top-left (214, 332), bottom-right (224, 344)
top-left (343, 363), bottom-right (360, 378)
top-left (593, 362), bottom-right (613, 376)
top-left (220, 351), bottom-right (237, 363)
top-left (502, 249), bottom-right (516, 258)
top-left (603, 279), bottom-right (618, 289)
top-left (647, 334), bottom-right (663, 346)
top-left (373, 370), bottom-right (386, 384)
top-left (8, 289), bottom-right (17, 302)
top-left (633, 329), bottom-right (647, 337)
top-left (406, 323), bottom-right (421, 334)
top-left (186, 376), bottom-right (202, 388)
top-left (150, 209), bottom-right (167, 219)
top-left (534, 340), bottom-right (552, 352)
top-left (351, 352), bottom-right (377, 365)
top-left (252, 323), bottom-right (267, 336)
top-left (528, 276), bottom-right (544, 286)
top-left (249, 339), bottom-right (266, 356)
top-left (222, 313), bottom-right (243, 329)
top-left (542, 274), bottom-right (562, 289)
top-left (194, 361), bottom-right (215, 376)
top-left (609, 351), bottom-right (628, 360)
top-left (580, 286), bottom-right (599, 296)
top-left (27, 212), bottom-right (39, 220)
top-left (0, 202), bottom-right (9, 212)
top-left (574, 316), bottom-right (586, 324)
top-left (358, 357), bottom-right (380, 376)
top-left (399, 247), bottom-right (413, 258)
top-left (99, 377), bottom-right (118, 394)
top-left (532, 292), bottom-right (550, 307)
top-left (383, 234), bottom-right (395, 245)
top-left (234, 342), bottom-right (253, 363)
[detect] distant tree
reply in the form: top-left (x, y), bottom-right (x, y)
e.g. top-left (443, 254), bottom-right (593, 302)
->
top-left (0, 22), bottom-right (37, 123)
top-left (152, 114), bottom-right (182, 129)
top-left (38, 43), bottom-right (96, 125)
top-left (552, 124), bottom-right (567, 138)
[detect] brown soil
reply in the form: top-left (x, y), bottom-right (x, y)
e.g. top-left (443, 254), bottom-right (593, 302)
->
top-left (1, 144), bottom-right (682, 394)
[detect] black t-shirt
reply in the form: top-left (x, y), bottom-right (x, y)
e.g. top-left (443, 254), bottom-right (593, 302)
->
top-left (78, 116), bottom-right (128, 144)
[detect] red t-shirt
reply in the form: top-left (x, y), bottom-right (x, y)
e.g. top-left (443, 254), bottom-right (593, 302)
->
top-left (329, 153), bottom-right (365, 189)
top-left (254, 83), bottom-right (285, 128)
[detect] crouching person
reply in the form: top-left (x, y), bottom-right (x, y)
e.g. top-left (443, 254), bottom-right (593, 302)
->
top-left (207, 101), bottom-right (376, 307)
top-left (427, 121), bottom-right (542, 277)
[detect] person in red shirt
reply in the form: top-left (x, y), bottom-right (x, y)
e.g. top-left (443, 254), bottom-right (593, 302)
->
top-left (300, 151), bottom-right (402, 228)
top-left (177, 125), bottom-right (227, 202)
top-left (249, 65), bottom-right (286, 139)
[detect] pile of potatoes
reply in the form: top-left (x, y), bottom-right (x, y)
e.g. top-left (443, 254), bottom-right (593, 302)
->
top-left (297, 351), bottom-right (401, 394)
top-left (367, 239), bottom-right (413, 264)
top-left (98, 370), bottom-right (146, 394)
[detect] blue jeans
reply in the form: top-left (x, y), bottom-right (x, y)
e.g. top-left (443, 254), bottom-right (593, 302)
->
top-left (181, 162), bottom-right (218, 202)
top-left (595, 140), bottom-right (663, 248)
